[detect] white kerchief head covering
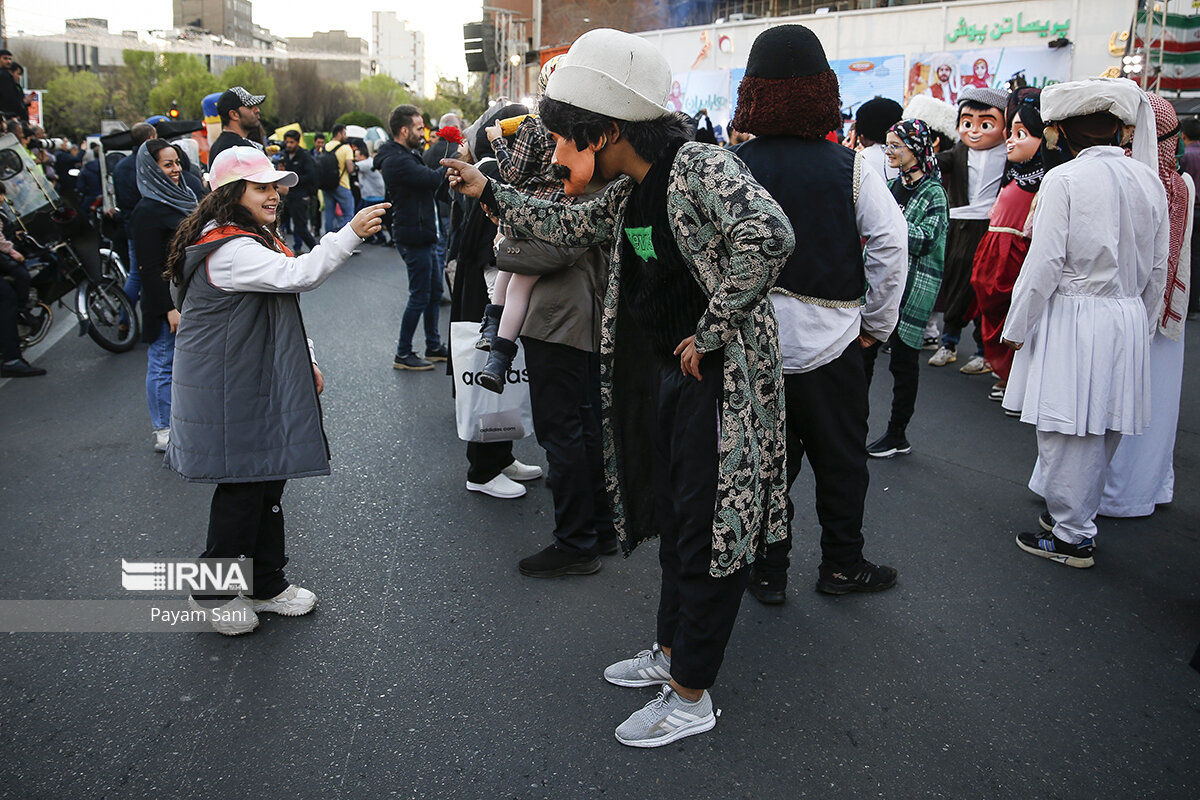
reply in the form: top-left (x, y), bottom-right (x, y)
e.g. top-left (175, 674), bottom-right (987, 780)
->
top-left (545, 29), bottom-right (672, 122)
top-left (1041, 77), bottom-right (1157, 169)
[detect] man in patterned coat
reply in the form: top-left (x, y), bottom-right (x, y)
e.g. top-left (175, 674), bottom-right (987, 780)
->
top-left (443, 28), bottom-right (794, 747)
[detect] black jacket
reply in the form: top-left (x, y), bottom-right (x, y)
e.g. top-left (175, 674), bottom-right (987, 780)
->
top-left (376, 139), bottom-right (446, 246)
top-left (0, 72), bottom-right (26, 120)
top-left (208, 131), bottom-right (258, 168)
top-left (113, 154), bottom-right (140, 218)
top-left (130, 198), bottom-right (187, 343)
top-left (281, 147), bottom-right (316, 199)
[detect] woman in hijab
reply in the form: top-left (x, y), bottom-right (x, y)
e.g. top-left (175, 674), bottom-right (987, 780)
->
top-left (862, 118), bottom-right (949, 458)
top-left (130, 138), bottom-right (199, 453)
top-left (1100, 92), bottom-right (1194, 518)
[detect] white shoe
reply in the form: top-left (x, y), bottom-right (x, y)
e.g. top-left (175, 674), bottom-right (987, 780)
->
top-left (928, 346), bottom-right (956, 366)
top-left (247, 585), bottom-right (317, 616)
top-left (466, 473), bottom-right (527, 499)
top-left (153, 428), bottom-right (170, 452)
top-left (959, 355), bottom-right (991, 374)
top-left (502, 460), bottom-right (543, 482)
top-left (188, 595), bottom-right (259, 635)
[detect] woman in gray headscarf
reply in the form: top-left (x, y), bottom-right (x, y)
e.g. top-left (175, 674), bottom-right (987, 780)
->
top-left (130, 139), bottom-right (198, 452)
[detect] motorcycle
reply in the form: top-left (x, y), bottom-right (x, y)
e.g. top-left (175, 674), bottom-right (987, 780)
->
top-left (0, 132), bottom-right (138, 353)
top-left (14, 205), bottom-right (139, 353)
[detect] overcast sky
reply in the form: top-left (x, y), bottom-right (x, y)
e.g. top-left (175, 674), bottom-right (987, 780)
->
top-left (6, 0), bottom-right (479, 87)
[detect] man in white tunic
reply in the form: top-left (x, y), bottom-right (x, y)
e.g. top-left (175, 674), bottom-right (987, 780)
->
top-left (1100, 92), bottom-right (1193, 517)
top-left (1002, 78), bottom-right (1168, 568)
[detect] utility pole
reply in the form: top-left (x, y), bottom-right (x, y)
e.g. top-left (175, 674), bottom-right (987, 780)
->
top-left (1, 0), bottom-right (7, 50)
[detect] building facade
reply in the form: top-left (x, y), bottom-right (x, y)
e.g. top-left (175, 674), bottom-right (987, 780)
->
top-left (372, 12), bottom-right (426, 94)
top-left (287, 31), bottom-right (370, 84)
top-left (173, 0), bottom-right (256, 47)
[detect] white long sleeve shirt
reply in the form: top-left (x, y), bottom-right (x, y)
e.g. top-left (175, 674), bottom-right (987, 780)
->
top-left (1003, 147), bottom-right (1168, 346)
top-left (772, 162), bottom-right (909, 373)
top-left (203, 222), bottom-right (362, 363)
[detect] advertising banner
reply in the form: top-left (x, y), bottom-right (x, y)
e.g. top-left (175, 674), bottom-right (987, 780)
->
top-left (668, 70), bottom-right (735, 129)
top-left (829, 55), bottom-right (907, 116)
top-left (906, 46), bottom-right (1072, 106)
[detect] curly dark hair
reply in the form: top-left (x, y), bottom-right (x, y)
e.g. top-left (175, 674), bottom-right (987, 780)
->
top-left (730, 71), bottom-right (842, 139)
top-left (538, 97), bottom-right (693, 164)
top-left (165, 180), bottom-right (281, 285)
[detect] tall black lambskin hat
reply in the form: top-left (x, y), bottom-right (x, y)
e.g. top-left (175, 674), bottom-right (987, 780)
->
top-left (743, 24), bottom-right (830, 79)
top-left (732, 24), bottom-right (841, 138)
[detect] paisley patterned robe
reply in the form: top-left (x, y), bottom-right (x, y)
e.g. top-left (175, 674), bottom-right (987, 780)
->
top-left (490, 142), bottom-right (794, 577)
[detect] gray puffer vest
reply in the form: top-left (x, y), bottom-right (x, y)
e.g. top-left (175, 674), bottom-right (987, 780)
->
top-left (165, 228), bottom-right (330, 483)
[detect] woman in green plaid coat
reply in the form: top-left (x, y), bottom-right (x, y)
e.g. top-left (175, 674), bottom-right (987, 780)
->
top-left (863, 118), bottom-right (949, 458)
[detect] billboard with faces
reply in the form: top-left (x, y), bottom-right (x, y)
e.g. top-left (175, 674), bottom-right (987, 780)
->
top-left (905, 45), bottom-right (1071, 106)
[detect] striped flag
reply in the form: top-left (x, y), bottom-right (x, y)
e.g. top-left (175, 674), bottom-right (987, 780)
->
top-left (1135, 11), bottom-right (1200, 90)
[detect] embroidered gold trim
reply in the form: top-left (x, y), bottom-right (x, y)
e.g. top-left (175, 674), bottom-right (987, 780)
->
top-left (769, 288), bottom-right (866, 308)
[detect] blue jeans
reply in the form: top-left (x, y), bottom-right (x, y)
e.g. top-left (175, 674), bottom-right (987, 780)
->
top-left (323, 185), bottom-right (354, 233)
top-left (395, 243), bottom-right (443, 357)
top-left (146, 319), bottom-right (175, 429)
top-left (121, 241), bottom-right (141, 326)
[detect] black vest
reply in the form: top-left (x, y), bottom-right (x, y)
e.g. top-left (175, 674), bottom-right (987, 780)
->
top-left (735, 136), bottom-right (864, 302)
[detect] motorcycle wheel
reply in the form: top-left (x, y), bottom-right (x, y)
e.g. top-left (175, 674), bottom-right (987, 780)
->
top-left (18, 302), bottom-right (53, 349)
top-left (100, 250), bottom-right (129, 285)
top-left (84, 279), bottom-right (139, 353)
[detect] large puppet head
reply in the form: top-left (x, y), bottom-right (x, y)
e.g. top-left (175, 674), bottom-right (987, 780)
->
top-left (1005, 87), bottom-right (1044, 164)
top-left (730, 24), bottom-right (843, 139)
top-left (957, 86), bottom-right (1009, 150)
top-left (540, 28), bottom-right (689, 187)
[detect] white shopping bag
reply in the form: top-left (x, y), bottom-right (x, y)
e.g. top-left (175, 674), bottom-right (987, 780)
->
top-left (450, 321), bottom-right (535, 442)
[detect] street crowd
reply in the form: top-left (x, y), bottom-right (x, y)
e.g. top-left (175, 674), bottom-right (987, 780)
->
top-left (3, 25), bottom-right (1197, 749)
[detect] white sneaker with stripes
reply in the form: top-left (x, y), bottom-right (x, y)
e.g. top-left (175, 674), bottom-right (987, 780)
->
top-left (614, 685), bottom-right (717, 748)
top-left (603, 642), bottom-right (672, 687)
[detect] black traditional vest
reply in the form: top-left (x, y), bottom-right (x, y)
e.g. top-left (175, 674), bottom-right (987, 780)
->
top-left (735, 136), bottom-right (865, 303)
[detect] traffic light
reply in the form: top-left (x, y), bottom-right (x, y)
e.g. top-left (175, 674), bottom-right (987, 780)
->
top-left (168, 101), bottom-right (180, 119)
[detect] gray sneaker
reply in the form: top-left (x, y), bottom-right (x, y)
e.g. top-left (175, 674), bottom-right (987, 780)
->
top-left (604, 642), bottom-right (672, 687)
top-left (614, 685), bottom-right (717, 748)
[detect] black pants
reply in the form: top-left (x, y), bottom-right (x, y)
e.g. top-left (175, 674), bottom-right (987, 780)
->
top-left (0, 277), bottom-right (20, 361)
top-left (522, 337), bottom-right (613, 556)
top-left (862, 333), bottom-right (921, 434)
top-left (286, 197), bottom-right (317, 250)
top-left (466, 440), bottom-right (514, 484)
top-left (196, 480), bottom-right (289, 603)
top-left (651, 353), bottom-right (749, 690)
top-left (0, 255), bottom-right (30, 307)
top-left (757, 342), bottom-right (869, 577)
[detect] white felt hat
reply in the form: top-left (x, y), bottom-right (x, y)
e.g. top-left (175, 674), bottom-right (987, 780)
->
top-left (902, 94), bottom-right (959, 141)
top-left (1041, 77), bottom-right (1156, 169)
top-left (544, 29), bottom-right (672, 122)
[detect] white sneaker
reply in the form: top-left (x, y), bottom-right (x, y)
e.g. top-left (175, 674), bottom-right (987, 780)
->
top-left (247, 585), bottom-right (317, 616)
top-left (959, 355), bottom-right (991, 374)
top-left (502, 460), bottom-right (543, 482)
top-left (153, 428), bottom-right (170, 452)
top-left (928, 346), bottom-right (957, 366)
top-left (466, 473), bottom-right (527, 499)
top-left (188, 595), bottom-right (259, 635)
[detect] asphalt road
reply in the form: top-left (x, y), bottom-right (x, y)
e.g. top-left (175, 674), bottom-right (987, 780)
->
top-left (1, 241), bottom-right (1197, 799)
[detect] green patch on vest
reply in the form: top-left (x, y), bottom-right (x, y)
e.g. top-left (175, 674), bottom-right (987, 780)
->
top-left (624, 226), bottom-right (656, 262)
